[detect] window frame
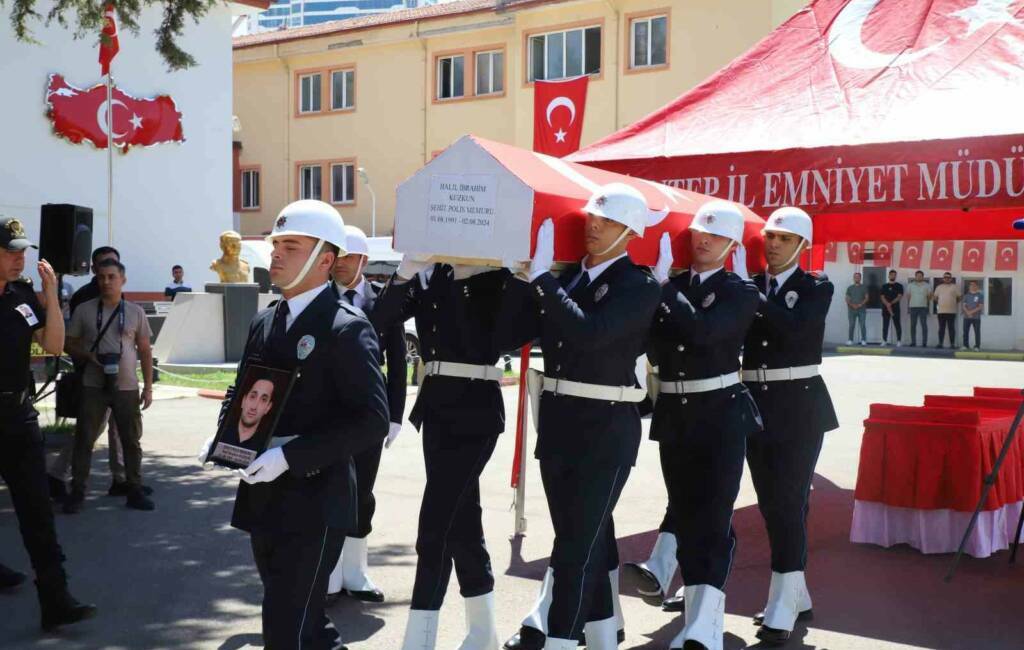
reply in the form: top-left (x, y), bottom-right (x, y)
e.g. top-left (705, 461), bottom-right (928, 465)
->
top-left (329, 66), bottom-right (356, 112)
top-left (627, 10), bottom-right (670, 72)
top-left (330, 160), bottom-right (357, 206)
top-left (524, 20), bottom-right (604, 84)
top-left (240, 166), bottom-right (261, 211)
top-left (474, 48), bottom-right (505, 96)
top-left (296, 162), bottom-right (324, 201)
top-left (986, 276), bottom-right (1013, 316)
top-left (297, 71), bottom-right (323, 115)
top-left (436, 53), bottom-right (466, 101)
top-left (431, 45), bottom-right (507, 104)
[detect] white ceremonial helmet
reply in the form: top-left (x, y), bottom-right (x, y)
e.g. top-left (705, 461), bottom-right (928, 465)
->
top-left (763, 206), bottom-right (813, 245)
top-left (688, 199), bottom-right (746, 244)
top-left (266, 200), bottom-right (348, 290)
top-left (344, 225), bottom-right (369, 257)
top-left (583, 182), bottom-right (649, 237)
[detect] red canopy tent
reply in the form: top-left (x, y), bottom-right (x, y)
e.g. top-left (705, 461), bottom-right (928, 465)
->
top-left (570, 0), bottom-right (1024, 268)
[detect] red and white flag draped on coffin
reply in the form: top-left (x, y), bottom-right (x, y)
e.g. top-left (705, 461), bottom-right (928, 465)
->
top-left (394, 135), bottom-right (766, 270)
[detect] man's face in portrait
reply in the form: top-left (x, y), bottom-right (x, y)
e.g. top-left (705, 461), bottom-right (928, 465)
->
top-left (239, 379), bottom-right (275, 441)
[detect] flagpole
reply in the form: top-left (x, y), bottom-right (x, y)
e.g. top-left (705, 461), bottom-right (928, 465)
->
top-left (106, 73), bottom-right (113, 245)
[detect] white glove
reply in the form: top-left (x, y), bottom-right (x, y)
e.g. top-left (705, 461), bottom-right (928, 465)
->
top-left (237, 447), bottom-right (290, 484)
top-left (529, 219), bottom-right (555, 281)
top-left (654, 232), bottom-right (673, 285)
top-left (385, 422), bottom-right (402, 449)
top-left (732, 243), bottom-right (750, 281)
top-left (397, 258), bottom-right (430, 281)
top-left (197, 435), bottom-right (215, 467)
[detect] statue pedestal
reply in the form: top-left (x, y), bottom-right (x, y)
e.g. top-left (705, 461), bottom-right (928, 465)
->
top-left (205, 283), bottom-right (259, 362)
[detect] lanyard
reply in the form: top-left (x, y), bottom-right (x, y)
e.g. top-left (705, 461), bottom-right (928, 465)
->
top-left (95, 299), bottom-right (125, 354)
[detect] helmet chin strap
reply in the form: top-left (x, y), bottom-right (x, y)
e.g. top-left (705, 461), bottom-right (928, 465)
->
top-left (281, 239), bottom-right (326, 291)
top-left (713, 240), bottom-right (738, 264)
top-left (596, 228), bottom-right (632, 257)
top-left (776, 239), bottom-right (807, 271)
top-left (344, 255), bottom-right (367, 289)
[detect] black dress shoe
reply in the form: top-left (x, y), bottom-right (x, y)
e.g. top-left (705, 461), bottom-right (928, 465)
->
top-left (342, 587), bottom-right (384, 603)
top-left (0, 563), bottom-right (27, 591)
top-left (756, 625), bottom-right (791, 646)
top-left (108, 481), bottom-right (154, 497)
top-left (622, 561), bottom-right (662, 595)
top-left (126, 491), bottom-right (155, 511)
top-left (62, 492), bottom-right (85, 515)
top-left (662, 594), bottom-right (685, 613)
top-left (505, 626), bottom-right (545, 650)
top-left (753, 608), bottom-right (813, 626)
top-left (36, 572), bottom-right (97, 632)
top-left (47, 476), bottom-right (68, 503)
top-left (682, 641), bottom-right (708, 649)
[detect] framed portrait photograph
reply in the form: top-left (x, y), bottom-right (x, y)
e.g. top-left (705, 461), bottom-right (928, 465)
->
top-left (206, 364), bottom-right (298, 469)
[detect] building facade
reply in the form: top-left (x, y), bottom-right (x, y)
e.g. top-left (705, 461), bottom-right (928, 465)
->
top-left (256, 0), bottom-right (444, 31)
top-left (232, 0), bottom-right (806, 238)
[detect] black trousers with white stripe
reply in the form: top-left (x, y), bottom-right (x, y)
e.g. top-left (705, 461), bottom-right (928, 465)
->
top-left (541, 456), bottom-right (630, 641)
top-left (251, 527), bottom-right (345, 650)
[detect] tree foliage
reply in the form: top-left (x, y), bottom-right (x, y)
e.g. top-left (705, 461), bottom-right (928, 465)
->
top-left (6, 0), bottom-right (220, 70)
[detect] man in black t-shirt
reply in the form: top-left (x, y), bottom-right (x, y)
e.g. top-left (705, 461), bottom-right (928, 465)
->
top-left (880, 270), bottom-right (904, 346)
top-left (163, 264), bottom-right (192, 300)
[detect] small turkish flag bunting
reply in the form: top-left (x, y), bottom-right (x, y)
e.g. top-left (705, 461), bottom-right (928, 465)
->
top-left (99, 4), bottom-right (119, 76)
top-left (930, 240), bottom-right (954, 271)
top-left (873, 241), bottom-right (894, 266)
top-left (961, 241), bottom-right (986, 272)
top-left (534, 76), bottom-right (588, 157)
top-left (995, 241), bottom-right (1019, 271)
top-left (824, 241), bottom-right (837, 262)
top-left (847, 242), bottom-right (865, 264)
top-left (899, 241), bottom-right (924, 268)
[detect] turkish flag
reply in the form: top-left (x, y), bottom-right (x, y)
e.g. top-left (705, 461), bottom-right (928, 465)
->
top-left (899, 241), bottom-right (924, 268)
top-left (534, 76), bottom-right (588, 157)
top-left (962, 241), bottom-right (986, 272)
top-left (99, 5), bottom-right (119, 76)
top-left (873, 241), bottom-right (894, 266)
top-left (995, 241), bottom-right (1019, 271)
top-left (847, 242), bottom-right (865, 264)
top-left (46, 74), bottom-right (184, 151)
top-left (824, 241), bottom-right (837, 262)
top-left (930, 240), bottom-right (954, 271)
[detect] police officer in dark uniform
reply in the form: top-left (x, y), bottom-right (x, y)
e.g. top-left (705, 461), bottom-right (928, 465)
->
top-left (740, 207), bottom-right (838, 646)
top-left (202, 201), bottom-right (389, 650)
top-left (497, 183), bottom-right (661, 650)
top-left (0, 216), bottom-right (96, 631)
top-left (374, 253), bottom-right (509, 650)
top-left (326, 225), bottom-right (406, 605)
top-left (648, 201), bottom-right (761, 650)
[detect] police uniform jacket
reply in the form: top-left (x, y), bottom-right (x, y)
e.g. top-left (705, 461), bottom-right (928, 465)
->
top-left (649, 269), bottom-right (762, 443)
top-left (227, 286), bottom-right (390, 534)
top-left (1, 279), bottom-right (44, 395)
top-left (341, 280), bottom-right (407, 424)
top-left (743, 268), bottom-right (839, 436)
top-left (497, 258), bottom-right (660, 468)
top-left (373, 264), bottom-right (508, 437)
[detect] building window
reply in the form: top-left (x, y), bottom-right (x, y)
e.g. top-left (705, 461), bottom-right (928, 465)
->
top-left (299, 164), bottom-right (322, 200)
top-left (241, 169), bottom-right (260, 210)
top-left (988, 277), bottom-right (1013, 316)
top-left (331, 162), bottom-right (355, 204)
top-left (475, 50), bottom-right (504, 95)
top-left (331, 69), bottom-right (355, 110)
top-left (299, 73), bottom-right (322, 113)
top-left (437, 55), bottom-right (465, 100)
top-left (528, 26), bottom-right (601, 81)
top-left (631, 15), bottom-right (667, 68)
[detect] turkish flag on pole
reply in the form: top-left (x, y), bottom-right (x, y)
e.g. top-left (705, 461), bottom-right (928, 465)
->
top-left (930, 240), bottom-right (955, 271)
top-left (99, 5), bottom-right (119, 76)
top-left (899, 241), bottom-right (924, 268)
top-left (995, 241), bottom-right (1019, 271)
top-left (46, 74), bottom-right (184, 150)
top-left (874, 241), bottom-right (894, 266)
top-left (962, 241), bottom-right (987, 272)
top-left (533, 76), bottom-right (588, 157)
top-left (824, 241), bottom-right (837, 262)
top-left (847, 242), bottom-right (865, 264)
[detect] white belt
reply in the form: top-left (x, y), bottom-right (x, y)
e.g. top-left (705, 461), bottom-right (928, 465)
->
top-left (741, 365), bottom-right (819, 383)
top-left (657, 372), bottom-right (740, 395)
top-left (268, 435), bottom-right (298, 449)
top-left (541, 376), bottom-right (646, 403)
top-left (423, 360), bottom-right (503, 382)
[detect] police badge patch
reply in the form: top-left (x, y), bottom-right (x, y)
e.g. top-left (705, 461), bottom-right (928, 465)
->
top-left (594, 283), bottom-right (609, 302)
top-left (297, 335), bottom-right (316, 360)
top-left (785, 291), bottom-right (799, 309)
top-left (702, 292), bottom-right (716, 308)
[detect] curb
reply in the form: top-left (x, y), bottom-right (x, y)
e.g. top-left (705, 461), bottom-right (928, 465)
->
top-left (834, 346), bottom-right (893, 356)
top-left (198, 389), bottom-right (227, 400)
top-left (954, 351), bottom-right (1024, 361)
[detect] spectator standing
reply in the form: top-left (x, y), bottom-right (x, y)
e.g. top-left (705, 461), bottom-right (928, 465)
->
top-left (933, 272), bottom-right (961, 349)
top-left (962, 281), bottom-right (984, 350)
top-left (906, 271), bottom-right (931, 347)
top-left (845, 272), bottom-right (868, 346)
top-left (163, 265), bottom-right (192, 301)
top-left (879, 270), bottom-right (903, 346)
top-left (63, 259), bottom-right (155, 513)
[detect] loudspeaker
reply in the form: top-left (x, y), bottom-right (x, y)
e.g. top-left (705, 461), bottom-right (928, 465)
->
top-left (40, 204), bottom-right (93, 276)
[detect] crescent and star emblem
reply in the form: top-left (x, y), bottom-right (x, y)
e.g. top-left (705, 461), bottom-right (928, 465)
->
top-left (1001, 246), bottom-right (1015, 260)
top-left (96, 99), bottom-right (144, 140)
top-left (906, 245), bottom-right (920, 258)
top-left (546, 97), bottom-right (576, 144)
top-left (937, 246), bottom-right (951, 259)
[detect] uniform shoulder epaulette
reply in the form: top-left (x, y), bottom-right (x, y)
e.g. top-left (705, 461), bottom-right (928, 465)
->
top-left (336, 300), bottom-right (366, 318)
top-left (809, 270), bottom-right (829, 282)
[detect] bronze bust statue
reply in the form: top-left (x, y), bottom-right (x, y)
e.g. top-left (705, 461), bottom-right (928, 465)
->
top-left (210, 231), bottom-right (251, 283)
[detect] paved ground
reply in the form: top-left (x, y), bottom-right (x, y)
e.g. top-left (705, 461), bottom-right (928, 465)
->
top-left (3, 356), bottom-right (1024, 649)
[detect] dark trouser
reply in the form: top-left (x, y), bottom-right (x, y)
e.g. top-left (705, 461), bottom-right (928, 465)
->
top-left (352, 440), bottom-right (384, 538)
top-left (937, 313), bottom-right (957, 347)
top-left (963, 318), bottom-right (981, 349)
top-left (909, 307), bottom-right (929, 346)
top-left (71, 387), bottom-right (143, 494)
top-left (847, 309), bottom-right (866, 342)
top-left (0, 404), bottom-right (65, 577)
top-left (542, 457), bottom-right (630, 640)
top-left (251, 527), bottom-right (345, 650)
top-left (882, 308), bottom-right (902, 343)
top-left (746, 427), bottom-right (825, 573)
top-left (410, 423), bottom-right (497, 610)
top-left (659, 505), bottom-right (676, 534)
top-left (661, 428), bottom-right (746, 590)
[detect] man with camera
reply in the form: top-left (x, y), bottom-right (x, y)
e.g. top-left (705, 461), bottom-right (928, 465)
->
top-left (64, 258), bottom-right (155, 512)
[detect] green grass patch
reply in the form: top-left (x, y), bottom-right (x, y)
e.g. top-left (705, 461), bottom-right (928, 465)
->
top-left (145, 369), bottom-right (236, 392)
top-left (41, 421), bottom-right (75, 437)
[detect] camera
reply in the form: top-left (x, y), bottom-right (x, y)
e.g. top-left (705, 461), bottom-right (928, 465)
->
top-left (97, 352), bottom-right (121, 391)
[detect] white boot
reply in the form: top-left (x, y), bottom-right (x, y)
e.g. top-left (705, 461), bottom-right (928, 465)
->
top-left (327, 548), bottom-right (345, 595)
top-left (668, 585), bottom-right (724, 650)
top-left (761, 571), bottom-right (812, 632)
top-left (583, 616), bottom-right (618, 650)
top-left (627, 532), bottom-right (677, 596)
top-left (542, 638), bottom-right (578, 650)
top-left (610, 568), bottom-right (624, 632)
top-left (457, 592), bottom-right (500, 650)
top-left (401, 609), bottom-right (439, 650)
top-left (341, 536), bottom-right (380, 594)
top-left (521, 567), bottom-right (554, 634)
